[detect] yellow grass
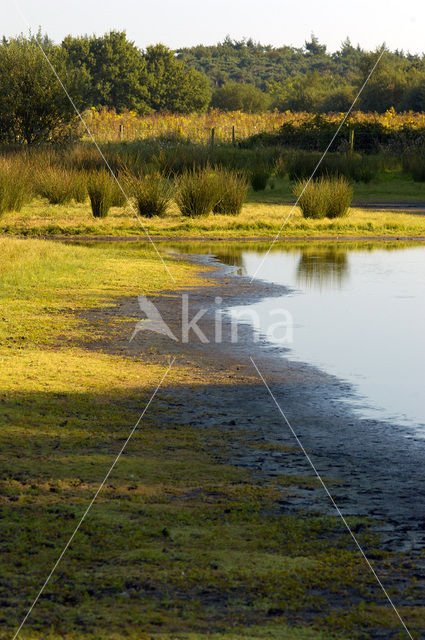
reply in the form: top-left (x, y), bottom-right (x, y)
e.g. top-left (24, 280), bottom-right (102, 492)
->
top-left (82, 107), bottom-right (425, 143)
top-left (83, 107), bottom-right (288, 143)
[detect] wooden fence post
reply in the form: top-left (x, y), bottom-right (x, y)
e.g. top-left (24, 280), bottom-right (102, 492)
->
top-left (211, 127), bottom-right (215, 147)
top-left (349, 128), bottom-right (354, 153)
top-left (119, 124), bottom-right (124, 141)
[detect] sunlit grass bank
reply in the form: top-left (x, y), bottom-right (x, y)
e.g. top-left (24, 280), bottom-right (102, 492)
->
top-left (1, 198), bottom-right (424, 238)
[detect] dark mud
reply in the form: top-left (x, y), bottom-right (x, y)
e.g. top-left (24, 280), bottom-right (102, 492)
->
top-left (84, 251), bottom-right (425, 556)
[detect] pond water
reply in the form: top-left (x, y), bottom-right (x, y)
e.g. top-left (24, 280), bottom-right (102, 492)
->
top-left (179, 242), bottom-right (425, 432)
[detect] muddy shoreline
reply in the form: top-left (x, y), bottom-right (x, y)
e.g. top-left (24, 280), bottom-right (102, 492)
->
top-left (22, 234), bottom-right (425, 243)
top-left (85, 250), bottom-right (425, 555)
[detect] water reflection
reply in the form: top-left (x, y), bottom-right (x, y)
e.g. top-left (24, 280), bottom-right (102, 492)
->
top-left (164, 240), bottom-right (425, 431)
top-left (296, 248), bottom-right (349, 289)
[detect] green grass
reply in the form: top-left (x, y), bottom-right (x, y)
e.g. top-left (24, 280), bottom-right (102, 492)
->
top-left (0, 237), bottom-right (199, 346)
top-left (1, 167), bottom-right (425, 238)
top-left (18, 625), bottom-right (351, 640)
top-left (249, 173), bottom-right (425, 205)
top-left (0, 196), bottom-right (424, 238)
top-left (1, 239), bottom-right (424, 639)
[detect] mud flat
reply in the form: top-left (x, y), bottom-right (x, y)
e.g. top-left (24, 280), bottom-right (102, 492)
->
top-left (85, 250), bottom-right (425, 554)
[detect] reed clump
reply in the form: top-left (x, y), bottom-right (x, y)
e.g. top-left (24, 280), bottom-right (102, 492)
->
top-left (294, 176), bottom-right (353, 219)
top-left (175, 168), bottom-right (218, 217)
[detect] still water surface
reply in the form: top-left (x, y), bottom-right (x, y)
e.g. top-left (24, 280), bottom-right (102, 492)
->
top-left (209, 243), bottom-right (425, 431)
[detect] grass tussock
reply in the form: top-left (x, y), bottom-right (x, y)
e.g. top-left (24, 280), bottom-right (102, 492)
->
top-left (294, 177), bottom-right (353, 219)
top-left (72, 170), bottom-right (88, 203)
top-left (213, 169), bottom-right (248, 216)
top-left (175, 167), bottom-right (218, 217)
top-left (0, 157), bottom-right (31, 216)
top-left (87, 170), bottom-right (117, 218)
top-left (110, 173), bottom-right (127, 207)
top-left (36, 167), bottom-right (87, 205)
top-left (125, 171), bottom-right (171, 217)
top-left (250, 166), bottom-right (270, 191)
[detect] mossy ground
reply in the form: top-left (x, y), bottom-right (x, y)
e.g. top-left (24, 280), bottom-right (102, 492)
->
top-left (1, 239), bottom-right (424, 640)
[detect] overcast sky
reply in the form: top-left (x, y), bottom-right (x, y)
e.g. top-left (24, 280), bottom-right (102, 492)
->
top-left (5, 0), bottom-right (425, 54)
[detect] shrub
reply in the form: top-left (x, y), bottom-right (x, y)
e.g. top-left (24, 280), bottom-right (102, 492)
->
top-left (213, 170), bottom-right (248, 216)
top-left (250, 167), bottom-right (270, 191)
top-left (87, 170), bottom-right (116, 218)
top-left (175, 168), bottom-right (218, 217)
top-left (126, 172), bottom-right (170, 217)
top-left (245, 113), bottom-right (392, 153)
top-left (210, 82), bottom-right (269, 113)
top-left (294, 177), bottom-right (353, 219)
top-left (0, 158), bottom-right (31, 215)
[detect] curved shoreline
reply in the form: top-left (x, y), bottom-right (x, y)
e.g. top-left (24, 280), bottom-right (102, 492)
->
top-left (87, 248), bottom-right (425, 554)
top-left (200, 253), bottom-right (425, 553)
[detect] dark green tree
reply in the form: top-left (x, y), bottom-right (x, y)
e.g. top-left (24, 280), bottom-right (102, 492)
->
top-left (305, 34), bottom-right (327, 56)
top-left (400, 82), bottom-right (425, 111)
top-left (269, 72), bottom-right (330, 111)
top-left (321, 85), bottom-right (357, 112)
top-left (144, 44), bottom-right (211, 112)
top-left (177, 37), bottom-right (425, 114)
top-left (0, 33), bottom-right (89, 144)
top-left (62, 31), bottom-right (150, 113)
top-left (357, 49), bottom-right (411, 112)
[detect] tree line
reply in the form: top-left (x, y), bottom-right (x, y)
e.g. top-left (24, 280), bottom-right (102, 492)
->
top-left (1, 31), bottom-right (425, 144)
top-left (0, 31), bottom-right (211, 143)
top-left (179, 36), bottom-right (425, 113)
